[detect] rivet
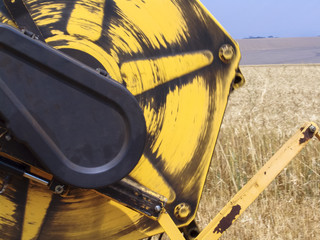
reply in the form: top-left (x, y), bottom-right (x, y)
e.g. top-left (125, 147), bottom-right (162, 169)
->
top-left (154, 205), bottom-right (162, 213)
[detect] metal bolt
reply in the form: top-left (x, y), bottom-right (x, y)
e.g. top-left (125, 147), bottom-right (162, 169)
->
top-left (309, 125), bottom-right (316, 133)
top-left (219, 44), bottom-right (234, 63)
top-left (174, 203), bottom-right (191, 220)
top-left (154, 205), bottom-right (162, 213)
top-left (54, 185), bottom-right (64, 194)
top-left (5, 134), bottom-right (11, 141)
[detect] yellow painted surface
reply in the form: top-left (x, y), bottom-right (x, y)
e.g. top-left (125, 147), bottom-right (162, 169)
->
top-left (152, 76), bottom-right (209, 175)
top-left (129, 155), bottom-right (176, 203)
top-left (28, 1), bottom-right (66, 26)
top-left (0, 192), bottom-right (16, 228)
top-left (67, 0), bottom-right (105, 41)
top-left (111, 0), bottom-right (189, 51)
top-left (22, 183), bottom-right (52, 240)
top-left (121, 51), bottom-right (213, 95)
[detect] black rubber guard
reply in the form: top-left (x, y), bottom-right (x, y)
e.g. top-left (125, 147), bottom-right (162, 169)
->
top-left (0, 24), bottom-right (146, 188)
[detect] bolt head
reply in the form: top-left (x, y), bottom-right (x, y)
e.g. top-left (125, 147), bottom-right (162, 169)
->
top-left (309, 125), bottom-right (316, 133)
top-left (154, 205), bottom-right (162, 212)
top-left (174, 203), bottom-right (191, 220)
top-left (219, 44), bottom-right (234, 63)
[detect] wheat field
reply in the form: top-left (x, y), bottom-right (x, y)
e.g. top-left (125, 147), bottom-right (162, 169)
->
top-left (196, 64), bottom-right (320, 239)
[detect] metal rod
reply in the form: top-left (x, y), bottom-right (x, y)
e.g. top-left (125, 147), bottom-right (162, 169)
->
top-left (0, 156), bottom-right (49, 186)
top-left (23, 172), bottom-right (49, 185)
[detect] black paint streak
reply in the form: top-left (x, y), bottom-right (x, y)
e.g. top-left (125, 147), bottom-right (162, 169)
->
top-left (299, 127), bottom-right (314, 144)
top-left (213, 205), bottom-right (241, 234)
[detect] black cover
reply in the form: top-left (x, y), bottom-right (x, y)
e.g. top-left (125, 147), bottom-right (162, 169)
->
top-left (0, 24), bottom-right (146, 188)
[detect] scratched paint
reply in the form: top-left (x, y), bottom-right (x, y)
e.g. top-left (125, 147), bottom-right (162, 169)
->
top-left (0, 194), bottom-right (17, 227)
top-left (213, 205), bottom-right (241, 234)
top-left (152, 76), bottom-right (210, 175)
top-left (27, 1), bottom-right (66, 26)
top-left (22, 183), bottom-right (52, 240)
top-left (299, 127), bottom-right (315, 144)
top-left (67, 0), bottom-right (105, 41)
top-left (121, 50), bottom-right (213, 95)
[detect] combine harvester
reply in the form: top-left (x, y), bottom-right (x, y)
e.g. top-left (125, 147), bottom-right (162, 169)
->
top-left (0, 0), bottom-right (319, 239)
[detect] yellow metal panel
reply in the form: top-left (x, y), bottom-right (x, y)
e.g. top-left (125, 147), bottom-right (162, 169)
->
top-left (111, 0), bottom-right (189, 49)
top-left (0, 0), bottom-right (242, 239)
top-left (0, 188), bottom-right (17, 231)
top-left (121, 50), bottom-right (214, 95)
top-left (67, 0), bottom-right (105, 41)
top-left (22, 182), bottom-right (52, 240)
top-left (27, 0), bottom-right (66, 26)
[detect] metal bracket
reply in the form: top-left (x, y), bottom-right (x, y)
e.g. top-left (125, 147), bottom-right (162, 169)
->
top-left (96, 178), bottom-right (167, 218)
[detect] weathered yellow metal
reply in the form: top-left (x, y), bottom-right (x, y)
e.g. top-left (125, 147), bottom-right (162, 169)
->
top-left (158, 211), bottom-right (185, 240)
top-left (195, 122), bottom-right (319, 240)
top-left (0, 0), bottom-right (242, 239)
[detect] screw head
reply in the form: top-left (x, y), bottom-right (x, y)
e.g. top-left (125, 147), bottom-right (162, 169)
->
top-left (309, 125), bottom-right (316, 133)
top-left (154, 205), bottom-right (162, 213)
top-left (54, 185), bottom-right (64, 194)
top-left (219, 44), bottom-right (234, 63)
top-left (5, 134), bottom-right (11, 141)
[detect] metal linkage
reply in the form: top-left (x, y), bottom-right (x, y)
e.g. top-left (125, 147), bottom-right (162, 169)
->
top-left (0, 156), bottom-right (69, 195)
top-left (96, 178), bottom-right (167, 218)
top-left (195, 122), bottom-right (319, 240)
top-left (0, 156), bottom-right (49, 186)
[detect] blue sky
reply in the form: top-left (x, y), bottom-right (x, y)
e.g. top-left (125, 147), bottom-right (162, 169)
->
top-left (200, 0), bottom-right (320, 39)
